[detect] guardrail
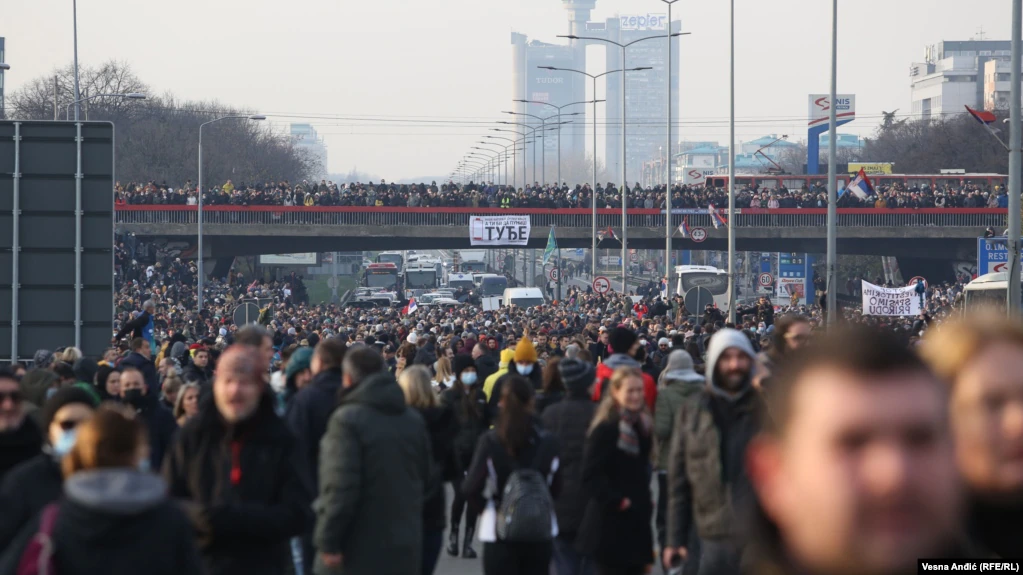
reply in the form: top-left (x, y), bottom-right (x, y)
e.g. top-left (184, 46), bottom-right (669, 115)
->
top-left (114, 205), bottom-right (1007, 229)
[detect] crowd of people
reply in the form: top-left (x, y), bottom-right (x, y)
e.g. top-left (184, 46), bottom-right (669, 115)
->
top-left (114, 178), bottom-right (1011, 212)
top-left (0, 248), bottom-right (1020, 575)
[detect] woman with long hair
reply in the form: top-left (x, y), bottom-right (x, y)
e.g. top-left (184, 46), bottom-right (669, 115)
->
top-left (535, 356), bottom-right (566, 414)
top-left (577, 367), bottom-right (655, 575)
top-left (399, 366), bottom-right (459, 575)
top-left (173, 383), bottom-right (201, 427)
top-left (94, 365), bottom-right (121, 402)
top-left (433, 356), bottom-right (455, 392)
top-left (462, 376), bottom-right (562, 575)
top-left (0, 405), bottom-right (202, 574)
top-left (440, 354), bottom-right (488, 559)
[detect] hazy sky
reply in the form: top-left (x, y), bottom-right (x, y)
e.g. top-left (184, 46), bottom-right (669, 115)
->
top-left (2, 0), bottom-right (1013, 180)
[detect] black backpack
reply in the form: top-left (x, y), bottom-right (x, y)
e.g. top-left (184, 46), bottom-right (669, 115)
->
top-left (495, 435), bottom-right (555, 543)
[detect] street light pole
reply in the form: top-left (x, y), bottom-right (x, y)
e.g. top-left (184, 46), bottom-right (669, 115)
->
top-left (72, 0), bottom-right (82, 122)
top-left (727, 0), bottom-right (737, 322)
top-left (662, 0), bottom-right (681, 297)
top-left (198, 114), bottom-right (265, 313)
top-left (1010, 0), bottom-right (1022, 315)
top-left (826, 0), bottom-right (839, 325)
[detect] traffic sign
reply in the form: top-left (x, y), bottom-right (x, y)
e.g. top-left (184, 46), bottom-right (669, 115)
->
top-left (549, 268), bottom-right (560, 281)
top-left (684, 287), bottom-right (716, 317)
top-left (908, 276), bottom-right (928, 289)
top-left (758, 273), bottom-right (774, 287)
top-left (630, 253), bottom-right (639, 263)
top-left (592, 276), bottom-right (611, 294)
top-left (977, 237), bottom-right (1015, 275)
top-left (691, 228), bottom-right (708, 243)
top-left (644, 261), bottom-right (656, 272)
top-left (233, 302), bottom-right (261, 326)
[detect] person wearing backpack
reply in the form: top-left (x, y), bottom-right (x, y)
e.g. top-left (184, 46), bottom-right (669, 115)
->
top-left (462, 375), bottom-right (562, 575)
top-left (576, 366), bottom-right (655, 575)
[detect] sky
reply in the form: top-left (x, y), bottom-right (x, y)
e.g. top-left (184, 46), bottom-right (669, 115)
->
top-left (1, 0), bottom-right (1014, 181)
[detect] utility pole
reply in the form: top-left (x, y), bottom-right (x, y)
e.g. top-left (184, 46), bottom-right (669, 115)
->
top-left (1009, 0), bottom-right (1022, 315)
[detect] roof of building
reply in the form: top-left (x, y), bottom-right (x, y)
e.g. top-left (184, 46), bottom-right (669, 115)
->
top-left (745, 135), bottom-right (799, 148)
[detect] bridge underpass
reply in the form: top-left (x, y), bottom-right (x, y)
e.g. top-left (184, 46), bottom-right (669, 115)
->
top-left (116, 206), bottom-right (1004, 278)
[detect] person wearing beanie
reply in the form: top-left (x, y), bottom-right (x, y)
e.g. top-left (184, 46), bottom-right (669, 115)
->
top-left (440, 353), bottom-right (488, 560)
top-left (664, 328), bottom-right (762, 575)
top-left (487, 337), bottom-right (543, 419)
top-left (542, 358), bottom-right (598, 575)
top-left (593, 327), bottom-right (657, 412)
top-left (483, 348), bottom-right (515, 402)
top-left (0, 386), bottom-right (98, 548)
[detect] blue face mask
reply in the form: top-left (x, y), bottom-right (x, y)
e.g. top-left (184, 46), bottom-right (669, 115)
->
top-left (46, 387), bottom-right (59, 400)
top-left (516, 363), bottom-right (534, 376)
top-left (138, 458), bottom-right (151, 474)
top-left (461, 372), bottom-right (478, 386)
top-left (53, 428), bottom-right (78, 457)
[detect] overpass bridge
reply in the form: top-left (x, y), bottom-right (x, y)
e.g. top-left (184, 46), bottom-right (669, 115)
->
top-left (115, 206), bottom-right (1004, 263)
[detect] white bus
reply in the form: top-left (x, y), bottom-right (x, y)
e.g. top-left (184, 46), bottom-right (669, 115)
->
top-left (963, 271), bottom-right (1020, 310)
top-left (674, 265), bottom-right (731, 312)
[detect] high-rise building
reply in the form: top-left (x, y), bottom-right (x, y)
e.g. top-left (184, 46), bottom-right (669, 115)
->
top-left (511, 4), bottom-right (680, 186)
top-left (910, 40), bottom-right (1010, 119)
top-left (290, 123), bottom-right (328, 179)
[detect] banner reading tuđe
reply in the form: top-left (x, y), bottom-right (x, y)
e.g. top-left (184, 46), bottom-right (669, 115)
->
top-left (861, 281), bottom-right (922, 316)
top-left (470, 215), bottom-right (531, 246)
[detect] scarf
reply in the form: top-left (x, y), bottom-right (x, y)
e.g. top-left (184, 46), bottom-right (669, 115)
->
top-left (617, 408), bottom-right (650, 457)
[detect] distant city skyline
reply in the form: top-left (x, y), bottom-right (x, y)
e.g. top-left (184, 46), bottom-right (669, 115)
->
top-left (1, 0), bottom-right (1015, 180)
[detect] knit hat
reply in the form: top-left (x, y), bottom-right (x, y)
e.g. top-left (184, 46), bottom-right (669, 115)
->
top-left (407, 332), bottom-right (419, 345)
top-left (658, 337), bottom-right (671, 347)
top-left (285, 347), bottom-right (314, 379)
top-left (515, 337), bottom-right (538, 364)
top-left (499, 348), bottom-right (516, 367)
top-left (41, 387), bottom-right (99, 436)
top-left (558, 358), bottom-right (596, 396)
top-left (72, 358), bottom-right (98, 385)
top-left (608, 327), bottom-right (638, 355)
top-left (33, 349), bottom-right (54, 369)
top-left (452, 354), bottom-right (476, 377)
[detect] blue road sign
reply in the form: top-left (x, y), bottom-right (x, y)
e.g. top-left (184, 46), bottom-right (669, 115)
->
top-left (978, 237), bottom-right (1013, 275)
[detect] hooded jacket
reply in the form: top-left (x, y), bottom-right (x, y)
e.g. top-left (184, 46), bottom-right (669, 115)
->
top-left (285, 368), bottom-right (343, 492)
top-left (666, 328), bottom-right (761, 548)
top-left (654, 350), bottom-right (705, 470)
top-left (314, 371), bottom-right (432, 575)
top-left (0, 469), bottom-right (202, 575)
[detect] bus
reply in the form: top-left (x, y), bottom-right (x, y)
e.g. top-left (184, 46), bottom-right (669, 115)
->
top-left (459, 250), bottom-right (488, 273)
top-left (963, 271), bottom-right (1020, 310)
top-left (404, 261), bottom-right (439, 290)
top-left (446, 273), bottom-right (475, 291)
top-left (376, 251), bottom-right (404, 269)
top-left (674, 265), bottom-right (730, 312)
top-left (362, 263), bottom-right (399, 291)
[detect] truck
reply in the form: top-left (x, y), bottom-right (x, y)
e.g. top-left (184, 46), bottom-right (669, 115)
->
top-left (404, 261), bottom-right (440, 291)
top-left (457, 250), bottom-right (488, 273)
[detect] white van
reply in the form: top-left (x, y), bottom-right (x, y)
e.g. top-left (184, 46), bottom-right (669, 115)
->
top-left (503, 287), bottom-right (546, 309)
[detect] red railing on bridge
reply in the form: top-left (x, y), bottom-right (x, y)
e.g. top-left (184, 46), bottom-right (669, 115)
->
top-left (114, 205), bottom-right (1007, 230)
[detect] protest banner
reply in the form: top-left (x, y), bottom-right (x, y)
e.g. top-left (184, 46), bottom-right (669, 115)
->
top-left (861, 280), bottom-right (922, 316)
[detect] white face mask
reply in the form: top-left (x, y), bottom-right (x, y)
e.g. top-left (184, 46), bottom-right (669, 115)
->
top-left (516, 363), bottom-right (534, 376)
top-left (461, 372), bottom-right (478, 386)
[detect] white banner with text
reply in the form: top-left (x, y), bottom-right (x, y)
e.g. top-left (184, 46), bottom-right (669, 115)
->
top-left (861, 280), bottom-right (922, 316)
top-left (470, 215), bottom-right (531, 246)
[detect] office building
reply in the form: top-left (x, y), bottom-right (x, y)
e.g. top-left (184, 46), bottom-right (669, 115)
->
top-left (290, 123), bottom-right (328, 179)
top-left (910, 40), bottom-right (1010, 119)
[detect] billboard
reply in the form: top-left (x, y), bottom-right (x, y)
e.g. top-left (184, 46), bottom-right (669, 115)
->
top-left (808, 94), bottom-right (856, 127)
top-left (848, 162), bottom-right (893, 175)
top-left (620, 13), bottom-right (668, 31)
top-left (0, 121), bottom-right (115, 362)
top-left (259, 253), bottom-right (318, 265)
top-left (470, 215), bottom-right (530, 246)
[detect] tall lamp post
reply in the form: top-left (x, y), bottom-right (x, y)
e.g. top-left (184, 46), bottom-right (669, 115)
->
top-left (197, 114), bottom-right (265, 312)
top-left (660, 0), bottom-right (684, 296)
top-left (541, 64), bottom-right (653, 289)
top-left (514, 99), bottom-right (597, 185)
top-left (476, 142), bottom-right (508, 185)
top-left (485, 135), bottom-right (521, 188)
top-left (65, 92), bottom-right (146, 120)
top-left (492, 126), bottom-right (534, 187)
top-left (501, 113), bottom-right (551, 185)
top-left (826, 0), bottom-right (839, 325)
top-left (1009, 0), bottom-right (1022, 315)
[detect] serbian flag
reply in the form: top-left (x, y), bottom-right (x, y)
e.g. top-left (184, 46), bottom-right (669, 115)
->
top-left (677, 216), bottom-right (690, 238)
top-left (846, 168), bottom-right (876, 200)
top-left (966, 105), bottom-right (997, 126)
top-left (708, 204), bottom-right (728, 229)
top-left (403, 297), bottom-right (417, 315)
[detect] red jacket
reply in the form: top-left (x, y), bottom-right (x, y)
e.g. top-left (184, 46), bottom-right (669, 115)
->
top-left (593, 357), bottom-right (657, 412)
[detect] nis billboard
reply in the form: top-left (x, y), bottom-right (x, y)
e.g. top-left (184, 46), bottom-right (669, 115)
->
top-left (808, 94), bottom-right (856, 127)
top-left (620, 13), bottom-right (668, 31)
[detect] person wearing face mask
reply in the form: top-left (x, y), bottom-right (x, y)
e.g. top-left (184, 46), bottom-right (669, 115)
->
top-left (119, 366), bottom-right (177, 474)
top-left (0, 404), bottom-right (203, 575)
top-left (0, 387), bottom-right (98, 549)
top-left (440, 353), bottom-right (488, 560)
top-left (664, 328), bottom-right (762, 575)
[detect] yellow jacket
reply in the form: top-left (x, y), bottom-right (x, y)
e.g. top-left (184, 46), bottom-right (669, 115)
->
top-left (483, 365), bottom-right (509, 401)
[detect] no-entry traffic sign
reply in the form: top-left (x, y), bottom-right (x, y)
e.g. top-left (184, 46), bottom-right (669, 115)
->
top-left (691, 228), bottom-right (707, 243)
top-left (758, 273), bottom-right (774, 287)
top-left (592, 276), bottom-right (611, 294)
top-left (909, 276), bottom-right (928, 289)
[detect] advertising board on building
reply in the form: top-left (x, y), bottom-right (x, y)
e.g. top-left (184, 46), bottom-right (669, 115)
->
top-left (470, 215), bottom-right (531, 246)
top-left (848, 162), bottom-right (893, 175)
top-left (861, 281), bottom-right (922, 316)
top-left (620, 13), bottom-right (668, 31)
top-left (808, 94), bottom-right (856, 127)
top-left (259, 253), bottom-right (318, 266)
top-left (978, 237), bottom-right (1012, 275)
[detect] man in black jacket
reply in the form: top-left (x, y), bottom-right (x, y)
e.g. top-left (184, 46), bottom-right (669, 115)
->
top-left (164, 345), bottom-right (313, 575)
top-left (120, 366), bottom-right (177, 473)
top-left (285, 338), bottom-right (346, 571)
top-left (120, 337), bottom-right (160, 395)
top-left (542, 359), bottom-right (598, 575)
top-left (181, 347), bottom-right (213, 393)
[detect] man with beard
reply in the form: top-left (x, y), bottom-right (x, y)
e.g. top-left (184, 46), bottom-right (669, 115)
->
top-left (744, 327), bottom-right (968, 575)
top-left (664, 328), bottom-right (760, 575)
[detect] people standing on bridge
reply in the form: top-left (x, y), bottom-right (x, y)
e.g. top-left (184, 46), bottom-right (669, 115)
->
top-left (441, 354), bottom-right (488, 559)
top-left (746, 327), bottom-right (970, 575)
top-left (165, 345), bottom-right (313, 575)
top-left (314, 347), bottom-right (432, 575)
top-left (921, 315), bottom-right (1023, 558)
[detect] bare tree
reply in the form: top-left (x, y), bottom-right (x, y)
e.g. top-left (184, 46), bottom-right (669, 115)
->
top-left (864, 112), bottom-right (1008, 173)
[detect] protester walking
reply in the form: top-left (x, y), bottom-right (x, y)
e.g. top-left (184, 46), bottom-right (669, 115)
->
top-left (0, 368), bottom-right (41, 483)
top-left (576, 367), bottom-right (655, 575)
top-left (119, 365), bottom-right (177, 473)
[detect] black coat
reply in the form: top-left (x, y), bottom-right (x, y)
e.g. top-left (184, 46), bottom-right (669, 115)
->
top-left (576, 414), bottom-right (655, 568)
top-left (440, 386), bottom-right (489, 465)
top-left (133, 393), bottom-right (178, 472)
top-left (182, 362), bottom-right (212, 389)
top-left (0, 453), bottom-right (62, 549)
top-left (285, 368), bottom-right (342, 490)
top-left (0, 418), bottom-right (42, 484)
top-left (475, 354), bottom-right (499, 388)
top-left (121, 351), bottom-right (160, 395)
top-left (413, 343), bottom-right (438, 367)
top-left (164, 391), bottom-right (314, 575)
top-left (487, 366), bottom-right (543, 421)
top-left (540, 395), bottom-right (597, 539)
top-left (462, 424), bottom-right (562, 519)
top-left (419, 405), bottom-right (459, 531)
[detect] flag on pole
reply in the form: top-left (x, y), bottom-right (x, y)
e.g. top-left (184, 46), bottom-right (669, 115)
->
top-left (542, 227), bottom-right (558, 266)
top-left (677, 216), bottom-right (690, 238)
top-left (403, 297), bottom-right (417, 315)
top-left (965, 105), bottom-right (1009, 150)
top-left (708, 204), bottom-right (728, 229)
top-left (605, 226), bottom-right (620, 241)
top-left (845, 168), bottom-right (876, 200)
